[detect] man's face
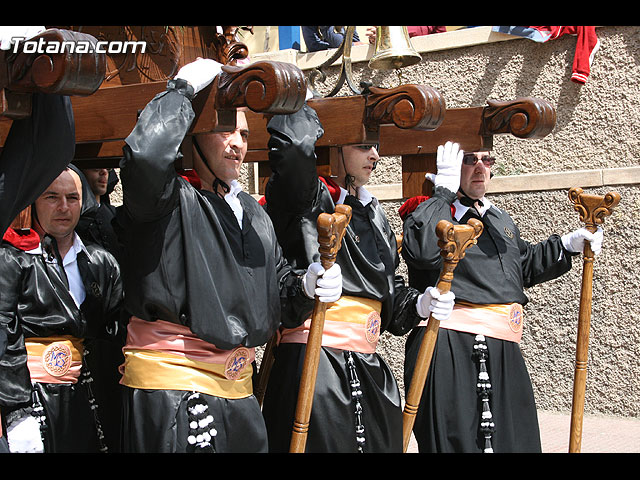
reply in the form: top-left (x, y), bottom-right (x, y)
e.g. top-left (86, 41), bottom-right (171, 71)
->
top-left (459, 151), bottom-right (493, 200)
top-left (342, 144), bottom-right (379, 188)
top-left (195, 110), bottom-right (249, 184)
top-left (34, 169), bottom-right (82, 241)
top-left (82, 168), bottom-right (109, 198)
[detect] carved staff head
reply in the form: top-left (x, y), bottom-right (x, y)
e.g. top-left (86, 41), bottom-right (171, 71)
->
top-left (568, 187), bottom-right (620, 232)
top-left (435, 218), bottom-right (483, 291)
top-left (317, 204), bottom-right (352, 270)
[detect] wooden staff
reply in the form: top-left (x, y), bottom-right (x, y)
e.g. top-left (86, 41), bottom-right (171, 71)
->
top-left (567, 187), bottom-right (620, 453)
top-left (402, 217), bottom-right (483, 452)
top-left (290, 204), bottom-right (352, 453)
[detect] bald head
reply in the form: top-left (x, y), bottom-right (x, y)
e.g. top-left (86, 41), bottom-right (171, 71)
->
top-left (33, 168), bottom-right (83, 249)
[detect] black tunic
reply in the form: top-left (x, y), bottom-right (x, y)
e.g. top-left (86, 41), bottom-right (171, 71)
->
top-left (0, 235), bottom-right (123, 453)
top-left (401, 186), bottom-right (574, 453)
top-left (117, 79), bottom-right (311, 453)
top-left (261, 104), bottom-right (423, 453)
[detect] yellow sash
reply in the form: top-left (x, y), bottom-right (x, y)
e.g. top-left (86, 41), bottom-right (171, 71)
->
top-left (119, 317), bottom-right (254, 399)
top-left (279, 295), bottom-right (383, 353)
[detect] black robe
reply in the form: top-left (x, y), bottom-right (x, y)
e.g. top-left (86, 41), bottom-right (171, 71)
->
top-left (0, 234), bottom-right (123, 453)
top-left (116, 78), bottom-right (311, 453)
top-left (261, 104), bottom-right (423, 453)
top-left (401, 186), bottom-right (574, 453)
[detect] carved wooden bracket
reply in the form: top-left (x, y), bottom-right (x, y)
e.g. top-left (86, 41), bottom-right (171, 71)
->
top-left (363, 84), bottom-right (445, 143)
top-left (1, 28), bottom-right (106, 119)
top-left (191, 61), bottom-right (307, 133)
top-left (481, 97), bottom-right (556, 139)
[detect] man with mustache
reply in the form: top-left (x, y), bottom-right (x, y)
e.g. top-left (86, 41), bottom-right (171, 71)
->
top-left (115, 59), bottom-right (340, 453)
top-left (400, 142), bottom-right (604, 453)
top-left (0, 168), bottom-right (123, 453)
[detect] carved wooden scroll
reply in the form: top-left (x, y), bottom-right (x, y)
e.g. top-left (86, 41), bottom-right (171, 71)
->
top-left (481, 97), bottom-right (556, 139)
top-left (363, 84), bottom-right (445, 143)
top-left (190, 61), bottom-right (308, 136)
top-left (402, 218), bottom-right (483, 452)
top-left (567, 187), bottom-right (620, 453)
top-left (1, 28), bottom-right (106, 119)
top-left (290, 204), bottom-right (352, 453)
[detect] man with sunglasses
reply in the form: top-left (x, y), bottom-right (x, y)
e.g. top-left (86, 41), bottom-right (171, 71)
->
top-left (260, 104), bottom-right (451, 452)
top-left (400, 141), bottom-right (603, 453)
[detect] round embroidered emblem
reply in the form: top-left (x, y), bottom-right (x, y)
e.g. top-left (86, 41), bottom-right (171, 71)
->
top-left (504, 226), bottom-right (514, 239)
top-left (365, 311), bottom-right (381, 344)
top-left (224, 347), bottom-right (250, 380)
top-left (508, 304), bottom-right (524, 333)
top-left (42, 342), bottom-right (72, 377)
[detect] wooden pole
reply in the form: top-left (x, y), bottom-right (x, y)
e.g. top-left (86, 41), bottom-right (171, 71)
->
top-left (289, 204), bottom-right (352, 453)
top-left (402, 218), bottom-right (483, 452)
top-left (567, 187), bottom-right (620, 453)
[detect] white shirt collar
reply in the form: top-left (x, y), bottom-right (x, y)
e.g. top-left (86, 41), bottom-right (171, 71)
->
top-left (61, 233), bottom-right (89, 266)
top-left (453, 196), bottom-right (493, 221)
top-left (337, 185), bottom-right (376, 207)
top-left (26, 232), bottom-right (87, 307)
top-left (226, 179), bottom-right (243, 198)
top-left (224, 179), bottom-right (244, 227)
top-left (25, 232), bottom-right (88, 258)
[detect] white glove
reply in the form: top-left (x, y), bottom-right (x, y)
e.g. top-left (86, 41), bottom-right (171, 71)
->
top-left (175, 58), bottom-right (224, 94)
top-left (6, 413), bottom-right (44, 453)
top-left (425, 141), bottom-right (464, 194)
top-left (303, 262), bottom-right (343, 303)
top-left (561, 226), bottom-right (604, 255)
top-left (416, 286), bottom-right (455, 321)
top-left (0, 26), bottom-right (45, 50)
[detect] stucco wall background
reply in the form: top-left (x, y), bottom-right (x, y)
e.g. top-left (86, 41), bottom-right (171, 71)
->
top-left (256, 26), bottom-right (639, 418)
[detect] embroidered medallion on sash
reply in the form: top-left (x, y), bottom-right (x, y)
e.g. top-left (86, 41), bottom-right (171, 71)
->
top-left (365, 311), bottom-right (381, 344)
top-left (508, 303), bottom-right (523, 333)
top-left (42, 342), bottom-right (72, 377)
top-left (224, 347), bottom-right (250, 380)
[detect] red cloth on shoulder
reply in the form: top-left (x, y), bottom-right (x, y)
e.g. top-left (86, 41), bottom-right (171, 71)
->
top-left (2, 228), bottom-right (41, 251)
top-left (319, 176), bottom-right (341, 203)
top-left (398, 195), bottom-right (456, 221)
top-left (177, 168), bottom-right (202, 189)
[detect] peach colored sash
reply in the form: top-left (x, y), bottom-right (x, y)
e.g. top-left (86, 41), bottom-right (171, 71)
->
top-left (419, 301), bottom-right (524, 343)
top-left (279, 296), bottom-right (382, 354)
top-left (120, 316), bottom-right (255, 399)
top-left (25, 336), bottom-right (84, 384)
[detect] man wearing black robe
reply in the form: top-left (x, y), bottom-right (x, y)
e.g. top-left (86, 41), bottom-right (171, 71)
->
top-left (401, 141), bottom-right (604, 453)
top-left (116, 59), bottom-right (339, 453)
top-left (0, 168), bottom-right (123, 453)
top-left (260, 104), bottom-right (454, 452)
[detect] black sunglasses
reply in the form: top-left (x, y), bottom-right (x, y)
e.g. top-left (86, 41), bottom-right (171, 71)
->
top-left (352, 143), bottom-right (379, 151)
top-left (462, 153), bottom-right (495, 167)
